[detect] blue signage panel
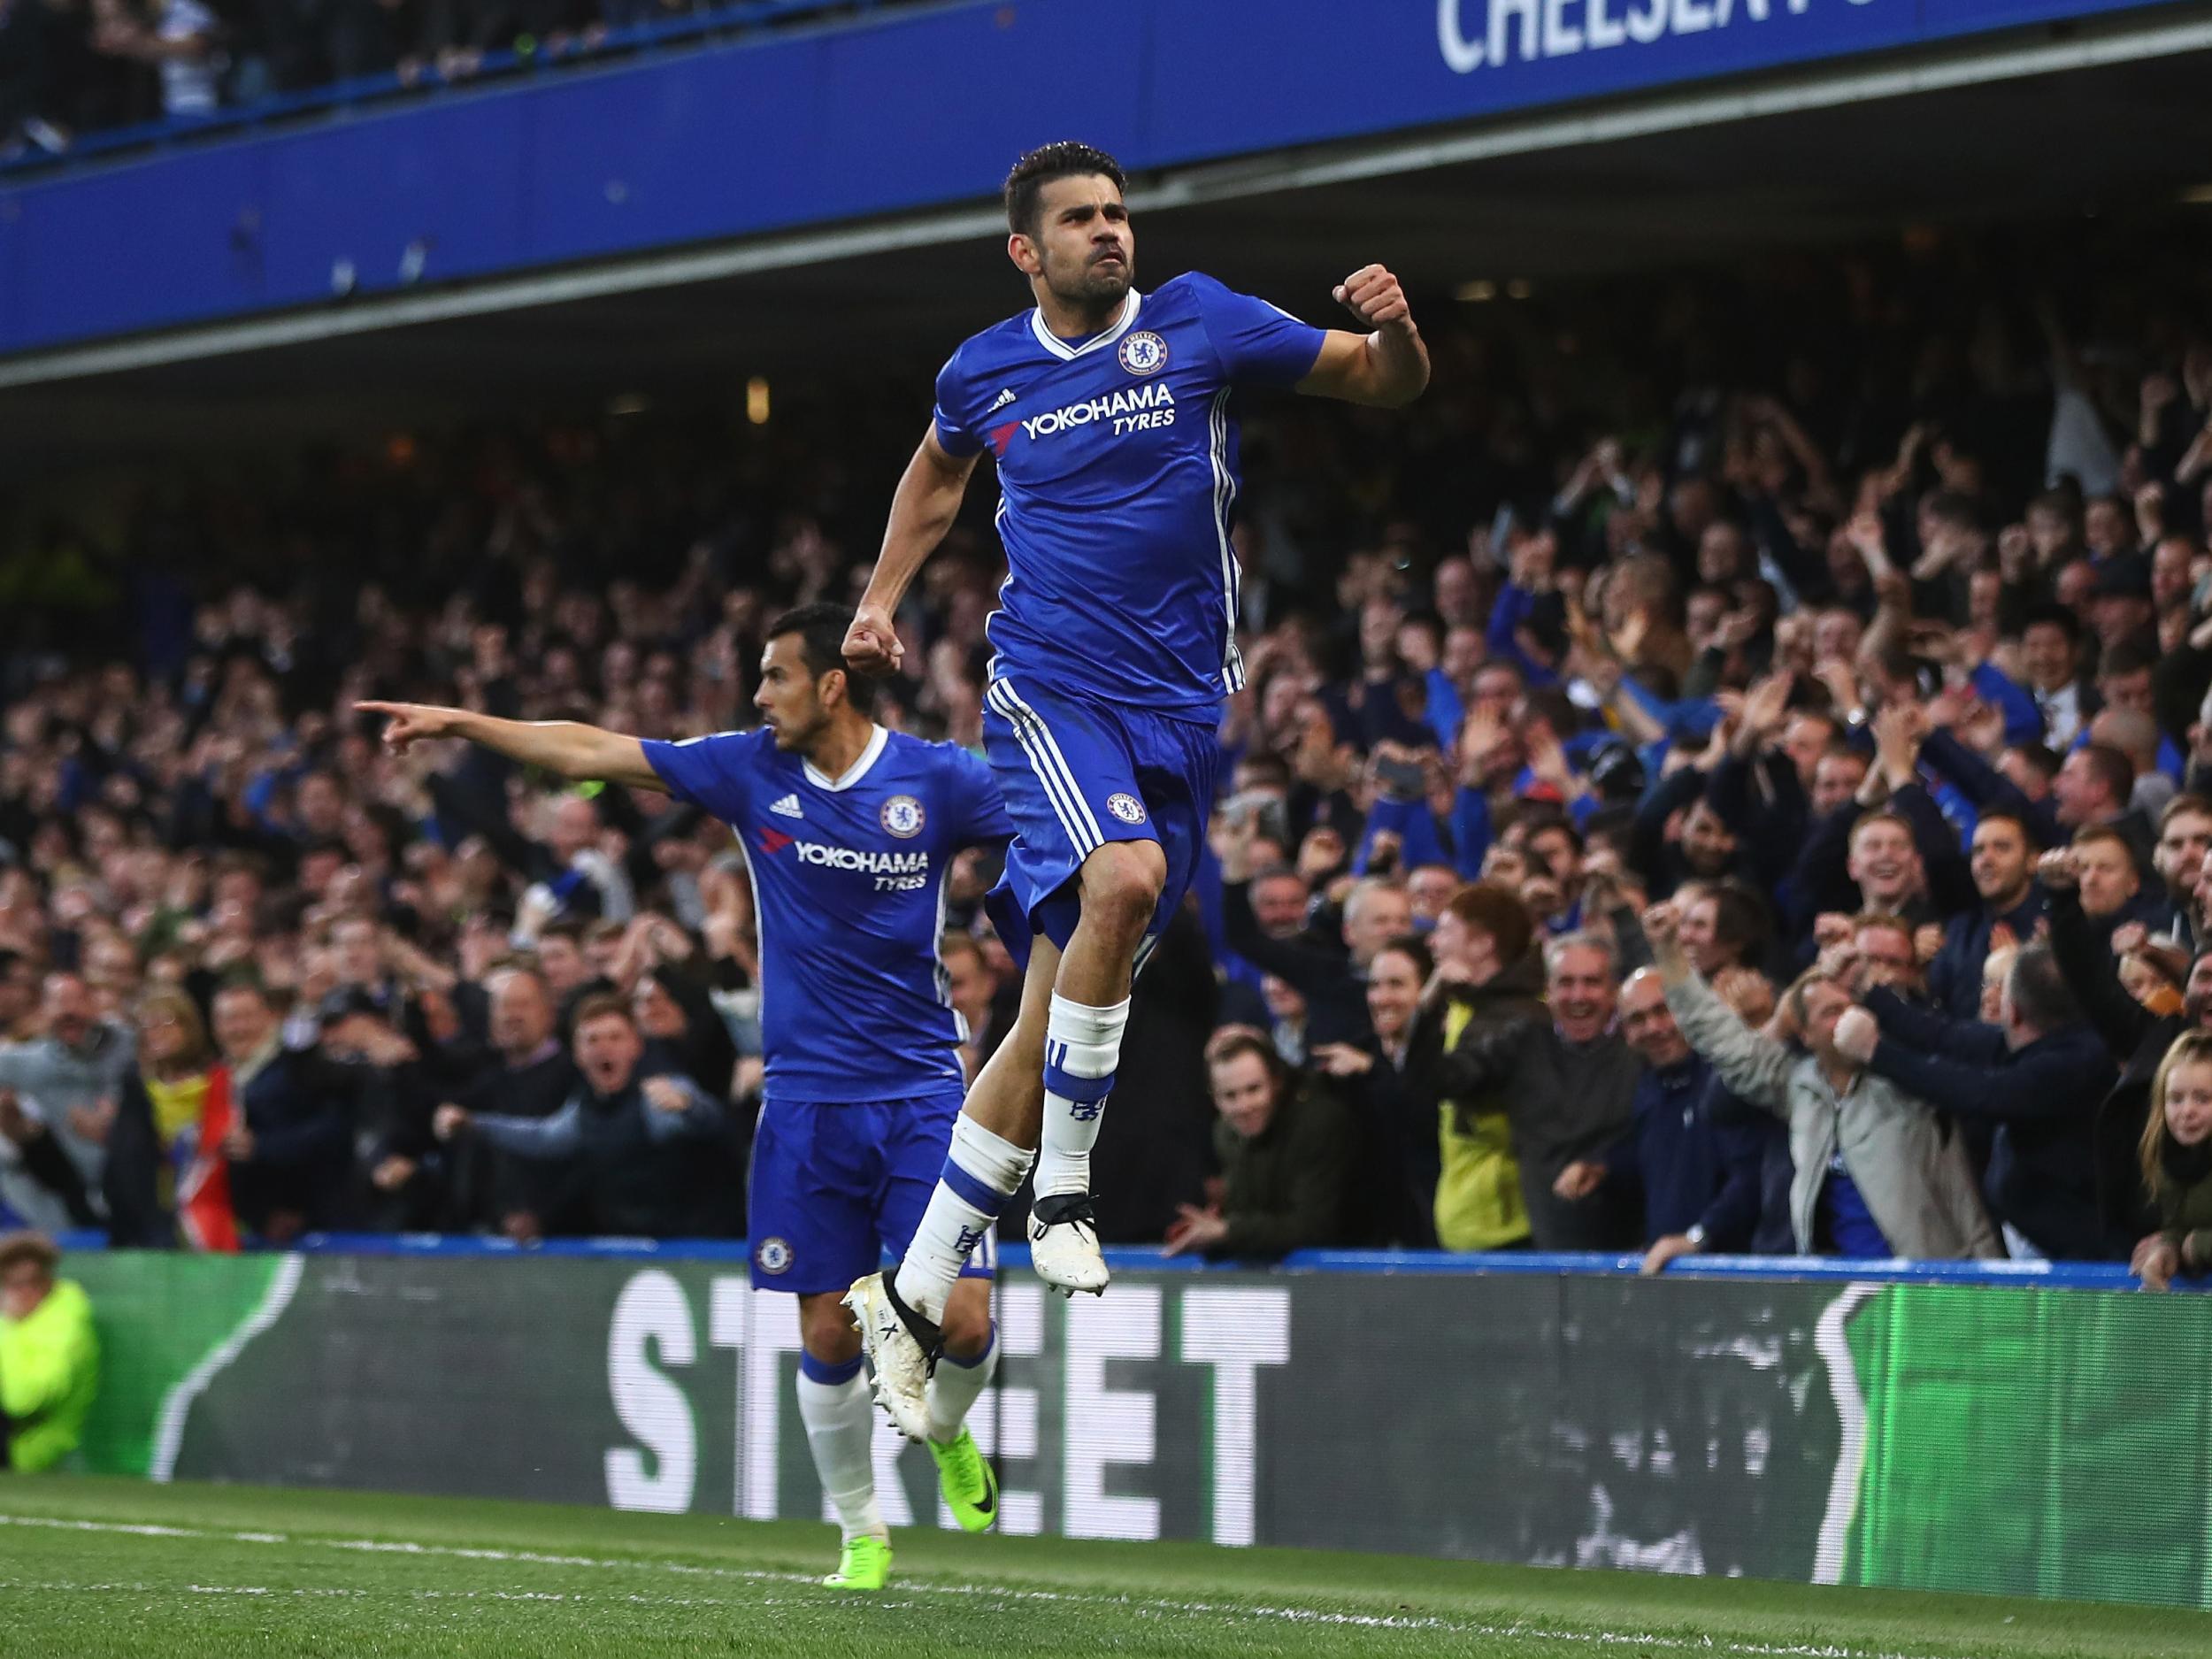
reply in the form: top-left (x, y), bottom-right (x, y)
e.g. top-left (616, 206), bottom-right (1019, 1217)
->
top-left (0, 0), bottom-right (2185, 357)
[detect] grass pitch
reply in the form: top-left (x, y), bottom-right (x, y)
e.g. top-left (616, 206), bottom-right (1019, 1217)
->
top-left (0, 1476), bottom-right (2202, 1658)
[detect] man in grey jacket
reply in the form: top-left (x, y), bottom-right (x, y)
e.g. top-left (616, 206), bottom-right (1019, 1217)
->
top-left (0, 974), bottom-right (136, 1232)
top-left (1645, 903), bottom-right (1998, 1260)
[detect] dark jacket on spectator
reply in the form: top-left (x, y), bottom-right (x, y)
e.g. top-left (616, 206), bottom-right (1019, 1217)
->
top-left (1599, 1055), bottom-right (1767, 1250)
top-left (1222, 879), bottom-right (1371, 1048)
top-left (451, 1045), bottom-right (578, 1230)
top-left (467, 1069), bottom-right (728, 1239)
top-left (1927, 886), bottom-right (2047, 1022)
top-left (1210, 1079), bottom-right (1355, 1260)
top-left (1861, 987), bottom-right (2113, 1261)
top-left (228, 1046), bottom-right (357, 1238)
top-left (2046, 888), bottom-right (2180, 1256)
top-left (1325, 1015), bottom-right (1447, 1248)
top-left (1438, 1008), bottom-right (1641, 1251)
top-left (2149, 1136), bottom-right (2212, 1271)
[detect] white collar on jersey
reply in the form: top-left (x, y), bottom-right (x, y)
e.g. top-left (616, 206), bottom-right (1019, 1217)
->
top-left (1029, 289), bottom-right (1144, 362)
top-left (804, 723), bottom-right (888, 793)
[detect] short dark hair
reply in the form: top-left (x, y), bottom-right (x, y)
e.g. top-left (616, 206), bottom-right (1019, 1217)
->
top-left (2007, 741), bottom-right (2062, 786)
top-left (571, 991), bottom-right (636, 1033)
top-left (765, 603), bottom-right (876, 716)
top-left (2021, 603), bottom-right (2080, 645)
top-left (1004, 142), bottom-right (1127, 238)
top-left (2075, 742), bottom-right (2136, 807)
top-left (2005, 943), bottom-right (2079, 1033)
top-left (2100, 638), bottom-right (2156, 682)
top-left (1372, 933), bottom-right (1435, 981)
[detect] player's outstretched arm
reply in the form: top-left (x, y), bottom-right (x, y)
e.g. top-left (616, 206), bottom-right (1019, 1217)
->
top-left (1296, 264), bottom-right (1430, 409)
top-left (847, 425), bottom-right (979, 676)
top-left (356, 702), bottom-right (662, 792)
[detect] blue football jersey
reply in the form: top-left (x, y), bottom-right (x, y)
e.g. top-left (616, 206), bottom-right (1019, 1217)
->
top-left (641, 726), bottom-right (1011, 1102)
top-left (932, 273), bottom-right (1328, 716)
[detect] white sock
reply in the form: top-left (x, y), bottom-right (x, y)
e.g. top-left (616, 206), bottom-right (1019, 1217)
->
top-left (926, 1322), bottom-right (997, 1445)
top-left (796, 1360), bottom-right (884, 1543)
top-left (894, 1115), bottom-right (1031, 1323)
top-left (1033, 993), bottom-right (1130, 1199)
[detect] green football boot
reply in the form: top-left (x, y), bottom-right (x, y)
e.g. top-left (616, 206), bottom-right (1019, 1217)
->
top-left (929, 1425), bottom-right (1000, 1533)
top-left (824, 1533), bottom-right (892, 1592)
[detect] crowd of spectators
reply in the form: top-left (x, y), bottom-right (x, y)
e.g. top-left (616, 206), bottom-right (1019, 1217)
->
top-left (0, 0), bottom-right (895, 157)
top-left (4, 243), bottom-right (2212, 1285)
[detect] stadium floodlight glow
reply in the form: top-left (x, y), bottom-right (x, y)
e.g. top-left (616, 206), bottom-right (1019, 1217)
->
top-left (746, 377), bottom-right (771, 425)
top-left (1455, 280), bottom-right (1498, 303)
top-left (1507, 278), bottom-right (1534, 300)
top-left (607, 393), bottom-right (651, 417)
top-left (2182, 184), bottom-right (2212, 206)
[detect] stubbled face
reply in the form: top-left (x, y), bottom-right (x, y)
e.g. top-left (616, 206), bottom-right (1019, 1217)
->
top-left (1016, 174), bottom-right (1133, 312)
top-left (1250, 874), bottom-right (1310, 937)
top-left (1781, 716), bottom-right (1832, 790)
top-left (754, 634), bottom-right (833, 753)
top-left (1210, 1051), bottom-right (1279, 1140)
top-left (2186, 955), bottom-right (2212, 1026)
top-left (1970, 819), bottom-right (2032, 905)
top-left (1679, 803), bottom-right (1737, 876)
top-left (2156, 810), bottom-right (2212, 901)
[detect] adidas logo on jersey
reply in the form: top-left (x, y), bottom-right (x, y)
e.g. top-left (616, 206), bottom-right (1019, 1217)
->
top-left (769, 795), bottom-right (804, 819)
top-left (987, 388), bottom-right (1018, 413)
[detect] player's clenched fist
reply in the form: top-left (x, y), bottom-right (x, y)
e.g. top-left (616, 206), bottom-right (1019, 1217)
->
top-left (842, 603), bottom-right (903, 676)
top-left (1333, 265), bottom-right (1412, 331)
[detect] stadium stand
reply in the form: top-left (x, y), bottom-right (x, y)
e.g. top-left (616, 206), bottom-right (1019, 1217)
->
top-left (5, 241), bottom-right (2212, 1288)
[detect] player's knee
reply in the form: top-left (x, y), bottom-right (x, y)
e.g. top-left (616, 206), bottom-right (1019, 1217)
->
top-left (939, 1284), bottom-right (994, 1357)
top-left (799, 1294), bottom-right (863, 1365)
top-left (1079, 842), bottom-right (1165, 940)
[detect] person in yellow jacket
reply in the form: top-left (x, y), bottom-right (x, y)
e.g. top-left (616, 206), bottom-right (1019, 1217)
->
top-left (1425, 884), bottom-right (1545, 1250)
top-left (0, 1233), bottom-right (98, 1472)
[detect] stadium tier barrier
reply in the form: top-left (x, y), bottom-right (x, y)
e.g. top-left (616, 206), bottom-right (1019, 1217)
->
top-left (47, 1239), bottom-right (2212, 1610)
top-left (2, 0), bottom-right (2181, 355)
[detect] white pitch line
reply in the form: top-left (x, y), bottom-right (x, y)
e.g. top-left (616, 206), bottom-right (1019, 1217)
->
top-left (0, 1513), bottom-right (1956, 1657)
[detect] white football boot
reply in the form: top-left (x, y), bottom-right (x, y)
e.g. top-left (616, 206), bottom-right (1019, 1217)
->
top-left (843, 1272), bottom-right (938, 1442)
top-left (1027, 1192), bottom-right (1110, 1297)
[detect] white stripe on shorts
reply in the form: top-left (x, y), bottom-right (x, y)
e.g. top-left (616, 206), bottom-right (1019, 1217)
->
top-left (987, 679), bottom-right (1103, 856)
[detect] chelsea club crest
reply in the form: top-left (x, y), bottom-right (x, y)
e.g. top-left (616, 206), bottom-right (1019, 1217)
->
top-left (1118, 331), bottom-right (1168, 377)
top-left (880, 795), bottom-right (926, 839)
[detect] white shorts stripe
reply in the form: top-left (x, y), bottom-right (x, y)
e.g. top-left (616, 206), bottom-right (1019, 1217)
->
top-left (1000, 681), bottom-right (1115, 849)
top-left (991, 681), bottom-right (1102, 858)
top-left (995, 679), bottom-right (1107, 849)
top-left (986, 680), bottom-right (1079, 850)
